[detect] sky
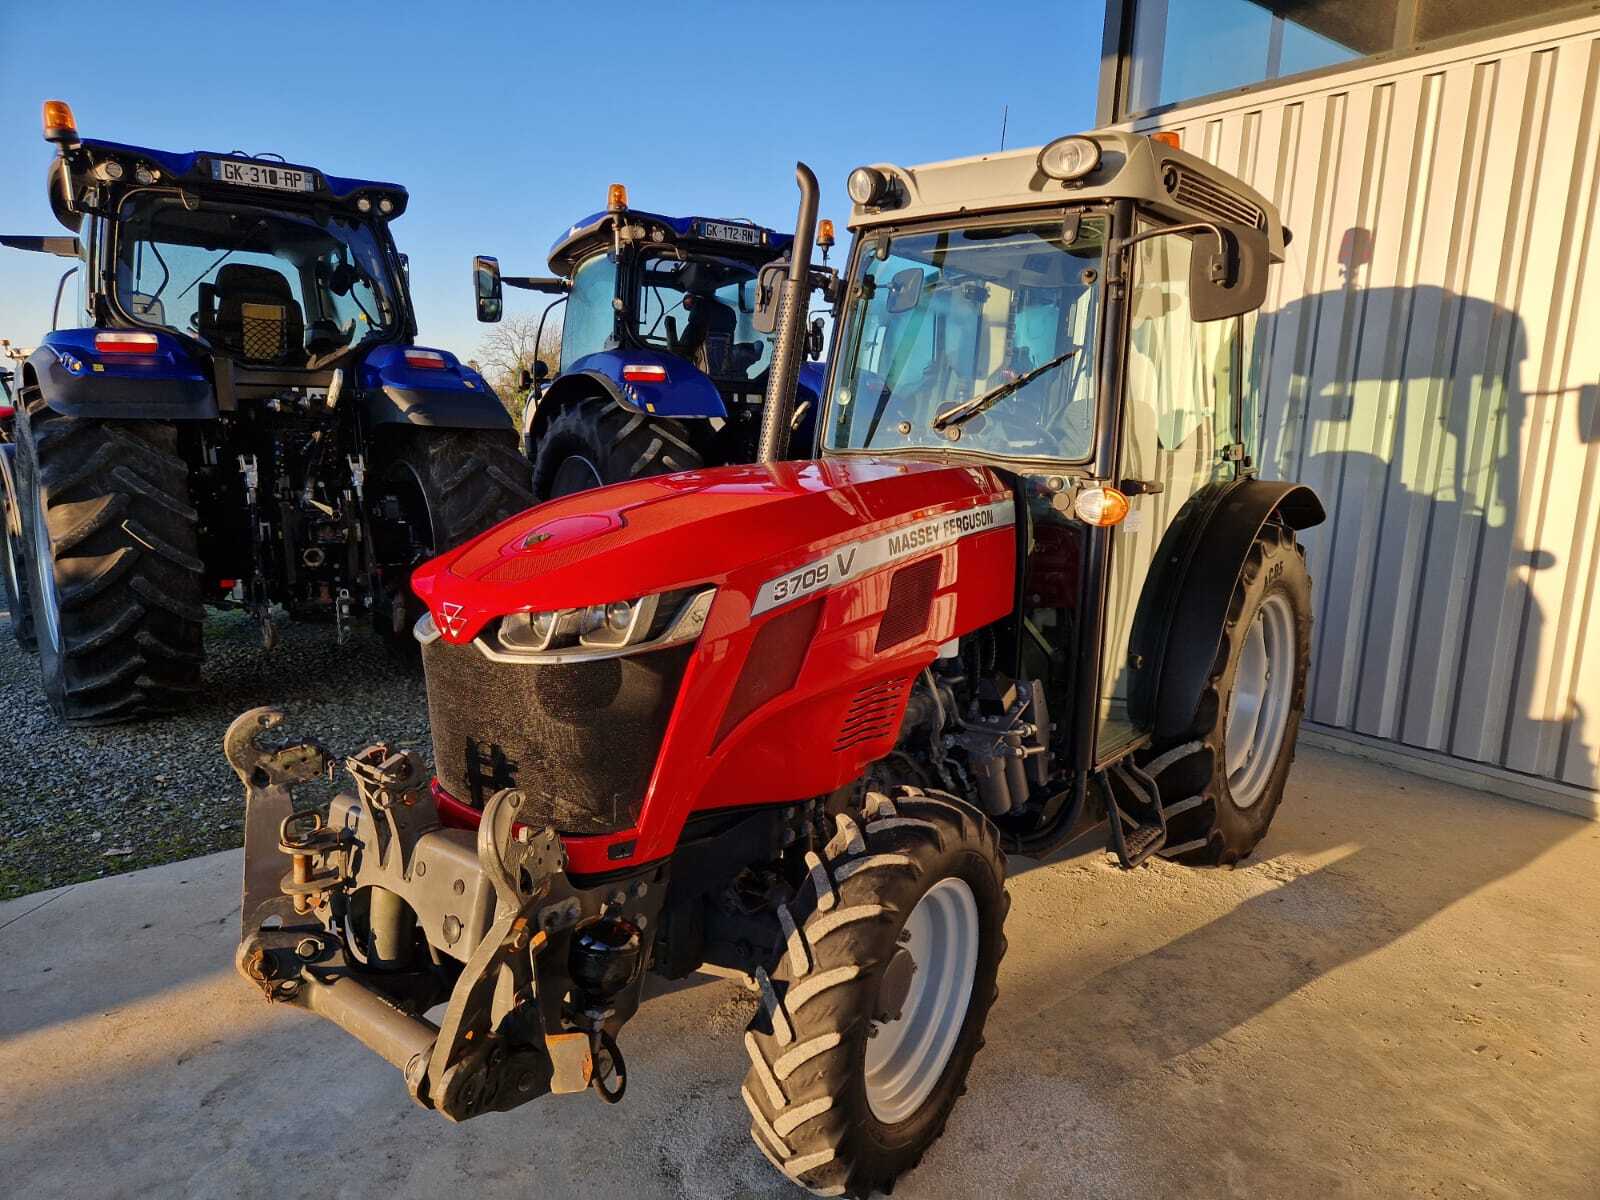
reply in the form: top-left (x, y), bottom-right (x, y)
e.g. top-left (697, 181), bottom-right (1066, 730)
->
top-left (0, 0), bottom-right (1104, 362)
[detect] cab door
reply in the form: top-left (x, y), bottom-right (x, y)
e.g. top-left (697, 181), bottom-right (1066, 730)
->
top-left (1095, 225), bottom-right (1248, 761)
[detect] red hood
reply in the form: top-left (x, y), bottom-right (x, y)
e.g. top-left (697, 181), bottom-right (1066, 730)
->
top-left (412, 456), bottom-right (1011, 644)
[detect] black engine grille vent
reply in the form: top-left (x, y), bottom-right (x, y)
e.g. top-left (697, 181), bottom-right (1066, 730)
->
top-left (1163, 163), bottom-right (1266, 230)
top-left (423, 638), bottom-right (691, 835)
top-left (835, 676), bottom-right (912, 751)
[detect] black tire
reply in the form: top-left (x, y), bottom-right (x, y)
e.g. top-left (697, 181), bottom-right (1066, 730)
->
top-left (742, 787), bottom-right (1008, 1198)
top-left (2, 497), bottom-right (36, 651)
top-left (372, 429), bottom-right (533, 641)
top-left (531, 395), bottom-right (702, 500)
top-left (18, 397), bottom-right (204, 725)
top-left (1146, 521), bottom-right (1313, 866)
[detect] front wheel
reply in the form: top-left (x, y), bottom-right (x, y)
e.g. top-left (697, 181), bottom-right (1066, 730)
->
top-left (742, 787), bottom-right (1008, 1197)
top-left (1148, 520), bottom-right (1313, 865)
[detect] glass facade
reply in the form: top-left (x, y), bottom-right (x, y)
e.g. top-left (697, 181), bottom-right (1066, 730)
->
top-left (1123, 0), bottom-right (1586, 115)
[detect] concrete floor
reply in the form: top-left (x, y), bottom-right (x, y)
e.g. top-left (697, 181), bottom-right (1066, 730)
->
top-left (2, 745), bottom-right (1597, 1199)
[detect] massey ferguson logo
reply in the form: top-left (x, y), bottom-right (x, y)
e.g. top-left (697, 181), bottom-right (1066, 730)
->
top-left (438, 602), bottom-right (467, 638)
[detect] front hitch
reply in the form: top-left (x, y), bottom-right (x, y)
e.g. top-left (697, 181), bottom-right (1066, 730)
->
top-left (224, 707), bottom-right (657, 1120)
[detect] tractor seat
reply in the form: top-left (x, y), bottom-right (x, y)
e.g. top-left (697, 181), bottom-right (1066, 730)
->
top-left (679, 293), bottom-right (739, 377)
top-left (200, 264), bottom-right (305, 364)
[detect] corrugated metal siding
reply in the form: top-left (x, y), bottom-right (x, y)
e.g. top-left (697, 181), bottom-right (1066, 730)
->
top-left (1133, 14), bottom-right (1600, 794)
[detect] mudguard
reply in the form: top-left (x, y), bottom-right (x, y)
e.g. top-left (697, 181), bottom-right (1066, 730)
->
top-left (29, 330), bottom-right (215, 420)
top-left (1128, 476), bottom-right (1325, 741)
top-left (359, 345), bottom-right (513, 432)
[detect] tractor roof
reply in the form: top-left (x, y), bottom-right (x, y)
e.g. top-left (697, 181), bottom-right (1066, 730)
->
top-left (847, 130), bottom-right (1286, 261)
top-left (48, 138), bottom-right (409, 227)
top-left (548, 209), bottom-right (792, 276)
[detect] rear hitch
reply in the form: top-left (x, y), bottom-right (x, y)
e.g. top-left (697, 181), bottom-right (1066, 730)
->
top-left (224, 707), bottom-right (661, 1121)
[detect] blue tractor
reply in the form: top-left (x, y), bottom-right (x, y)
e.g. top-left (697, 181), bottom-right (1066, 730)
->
top-left (0, 102), bottom-right (533, 725)
top-left (473, 183), bottom-right (833, 497)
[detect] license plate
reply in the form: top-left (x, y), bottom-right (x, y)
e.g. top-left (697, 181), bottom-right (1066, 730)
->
top-left (211, 159), bottom-right (314, 192)
top-left (701, 220), bottom-right (761, 246)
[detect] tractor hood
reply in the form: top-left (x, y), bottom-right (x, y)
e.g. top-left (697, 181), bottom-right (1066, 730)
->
top-left (411, 456), bottom-right (1014, 645)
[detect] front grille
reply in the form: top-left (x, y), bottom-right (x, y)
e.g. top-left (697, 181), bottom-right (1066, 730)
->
top-left (423, 638), bottom-right (692, 835)
top-left (1165, 164), bottom-right (1265, 230)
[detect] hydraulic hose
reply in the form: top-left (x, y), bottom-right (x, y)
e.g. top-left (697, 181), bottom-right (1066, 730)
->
top-left (757, 162), bottom-right (819, 463)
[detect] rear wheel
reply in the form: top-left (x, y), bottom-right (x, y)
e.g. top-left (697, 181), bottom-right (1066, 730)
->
top-left (742, 787), bottom-right (1008, 1197)
top-left (19, 398), bottom-right (204, 725)
top-left (1146, 521), bottom-right (1312, 865)
top-left (531, 395), bottom-right (702, 500)
top-left (371, 429), bottom-right (533, 642)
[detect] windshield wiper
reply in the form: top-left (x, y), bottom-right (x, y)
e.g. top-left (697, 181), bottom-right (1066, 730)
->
top-left (931, 348), bottom-right (1078, 432)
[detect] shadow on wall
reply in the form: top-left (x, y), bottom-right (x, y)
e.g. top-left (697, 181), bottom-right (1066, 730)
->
top-left (1253, 236), bottom-right (1597, 792)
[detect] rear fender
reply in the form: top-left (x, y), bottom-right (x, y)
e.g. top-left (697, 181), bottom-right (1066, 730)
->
top-left (1128, 477), bottom-right (1325, 741)
top-left (568, 348), bottom-right (727, 420)
top-left (359, 345), bottom-right (513, 432)
top-left (29, 330), bottom-right (215, 420)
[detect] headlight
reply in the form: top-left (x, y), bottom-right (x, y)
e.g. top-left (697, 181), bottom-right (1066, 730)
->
top-left (1037, 135), bottom-right (1102, 182)
top-left (357, 196), bottom-right (373, 213)
top-left (847, 166), bottom-right (891, 207)
top-left (491, 587), bottom-right (716, 659)
top-left (134, 163), bottom-right (159, 185)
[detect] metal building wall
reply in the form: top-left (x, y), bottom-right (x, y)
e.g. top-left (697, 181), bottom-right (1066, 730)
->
top-left (1127, 13), bottom-right (1600, 801)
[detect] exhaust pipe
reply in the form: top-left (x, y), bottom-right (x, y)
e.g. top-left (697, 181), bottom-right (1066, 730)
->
top-left (756, 162), bottom-right (819, 464)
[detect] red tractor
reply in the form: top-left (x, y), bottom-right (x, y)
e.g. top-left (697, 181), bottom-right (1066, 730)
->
top-left (230, 132), bottom-right (1323, 1197)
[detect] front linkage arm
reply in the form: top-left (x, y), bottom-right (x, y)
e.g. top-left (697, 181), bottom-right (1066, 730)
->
top-left (224, 707), bottom-right (649, 1120)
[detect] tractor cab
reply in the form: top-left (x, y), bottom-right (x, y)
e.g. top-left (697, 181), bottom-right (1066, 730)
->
top-left (474, 186), bottom-right (835, 495)
top-left (824, 132), bottom-right (1310, 805)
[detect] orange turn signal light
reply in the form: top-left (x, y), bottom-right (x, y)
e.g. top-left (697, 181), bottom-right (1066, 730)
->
top-left (1073, 485), bottom-right (1131, 526)
top-left (42, 99), bottom-right (77, 144)
top-left (817, 218), bottom-right (835, 247)
top-left (1149, 130), bottom-right (1181, 149)
top-left (607, 182), bottom-right (629, 212)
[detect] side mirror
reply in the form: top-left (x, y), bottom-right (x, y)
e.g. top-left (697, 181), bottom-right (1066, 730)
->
top-left (1189, 223), bottom-right (1269, 322)
top-left (519, 367), bottom-right (533, 390)
top-left (806, 317), bottom-right (825, 361)
top-left (473, 255), bottom-right (503, 323)
top-left (534, 359), bottom-right (550, 382)
top-left (752, 260), bottom-right (787, 335)
top-left (886, 267), bottom-right (924, 314)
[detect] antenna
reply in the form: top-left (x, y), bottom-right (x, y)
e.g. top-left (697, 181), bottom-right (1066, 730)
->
top-left (999, 104), bottom-right (1009, 151)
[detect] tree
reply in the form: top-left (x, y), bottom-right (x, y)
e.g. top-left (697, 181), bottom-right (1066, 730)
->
top-left (475, 313), bottom-right (562, 422)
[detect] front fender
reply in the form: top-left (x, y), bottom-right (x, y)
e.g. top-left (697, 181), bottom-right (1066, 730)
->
top-left (359, 345), bottom-right (513, 432)
top-left (1129, 477), bottom-right (1325, 741)
top-left (30, 330), bottom-right (216, 420)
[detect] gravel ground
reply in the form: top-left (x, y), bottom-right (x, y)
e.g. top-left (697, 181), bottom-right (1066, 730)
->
top-left (0, 604), bottom-right (429, 899)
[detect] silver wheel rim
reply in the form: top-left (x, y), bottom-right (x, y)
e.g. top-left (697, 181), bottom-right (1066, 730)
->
top-left (863, 876), bottom-right (979, 1124)
top-left (30, 484), bottom-right (60, 651)
top-left (550, 454), bottom-right (603, 498)
top-left (1224, 591), bottom-right (1294, 809)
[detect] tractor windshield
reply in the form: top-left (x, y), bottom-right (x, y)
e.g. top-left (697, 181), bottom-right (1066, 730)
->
top-left (635, 252), bottom-right (773, 381)
top-left (825, 214), bottom-right (1106, 462)
top-left (112, 194), bottom-right (402, 366)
